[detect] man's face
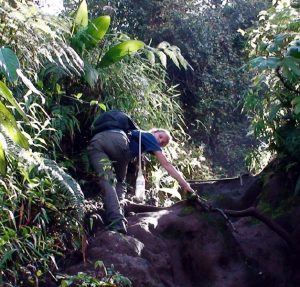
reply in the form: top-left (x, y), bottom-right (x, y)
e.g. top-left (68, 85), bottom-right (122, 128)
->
top-left (153, 131), bottom-right (170, 147)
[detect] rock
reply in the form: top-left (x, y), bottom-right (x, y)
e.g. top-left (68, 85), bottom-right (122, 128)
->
top-left (65, 203), bottom-right (252, 287)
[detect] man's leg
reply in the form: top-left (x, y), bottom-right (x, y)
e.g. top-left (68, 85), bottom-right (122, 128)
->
top-left (114, 161), bottom-right (128, 201)
top-left (87, 144), bottom-right (125, 231)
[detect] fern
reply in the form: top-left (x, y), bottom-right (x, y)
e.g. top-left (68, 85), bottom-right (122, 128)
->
top-left (1, 127), bottom-right (85, 220)
top-left (41, 158), bottom-right (85, 219)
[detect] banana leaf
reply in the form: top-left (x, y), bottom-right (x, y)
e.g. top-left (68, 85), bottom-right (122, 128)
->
top-left (99, 40), bottom-right (144, 68)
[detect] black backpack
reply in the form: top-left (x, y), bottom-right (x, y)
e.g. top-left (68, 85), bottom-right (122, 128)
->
top-left (91, 110), bottom-right (139, 136)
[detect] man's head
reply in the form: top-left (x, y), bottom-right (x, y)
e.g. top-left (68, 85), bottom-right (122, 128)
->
top-left (150, 128), bottom-right (172, 147)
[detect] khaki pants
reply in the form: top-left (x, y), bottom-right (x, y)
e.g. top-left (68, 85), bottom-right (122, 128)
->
top-left (87, 130), bottom-right (131, 225)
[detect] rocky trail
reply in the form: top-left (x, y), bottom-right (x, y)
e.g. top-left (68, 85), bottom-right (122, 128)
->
top-left (62, 168), bottom-right (300, 287)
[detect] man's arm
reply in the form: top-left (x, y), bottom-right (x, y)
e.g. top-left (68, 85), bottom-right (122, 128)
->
top-left (153, 150), bottom-right (193, 192)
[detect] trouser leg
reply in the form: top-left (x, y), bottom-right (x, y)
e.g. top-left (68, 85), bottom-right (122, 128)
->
top-left (87, 147), bottom-right (124, 225)
top-left (87, 131), bottom-right (130, 233)
top-left (114, 161), bottom-right (128, 201)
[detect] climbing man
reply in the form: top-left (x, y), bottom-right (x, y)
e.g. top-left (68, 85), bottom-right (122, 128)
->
top-left (87, 114), bottom-right (193, 234)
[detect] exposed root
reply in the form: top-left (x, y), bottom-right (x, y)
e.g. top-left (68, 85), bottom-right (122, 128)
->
top-left (124, 195), bottom-right (300, 253)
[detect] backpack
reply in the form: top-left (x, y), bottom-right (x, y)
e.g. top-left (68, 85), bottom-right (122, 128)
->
top-left (91, 110), bottom-right (139, 136)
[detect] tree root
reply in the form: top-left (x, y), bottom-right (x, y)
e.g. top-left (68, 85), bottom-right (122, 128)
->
top-left (191, 195), bottom-right (300, 253)
top-left (124, 196), bottom-right (300, 254)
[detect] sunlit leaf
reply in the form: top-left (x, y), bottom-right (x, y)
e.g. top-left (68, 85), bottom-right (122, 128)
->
top-left (156, 51), bottom-right (167, 67)
top-left (74, 0), bottom-right (88, 29)
top-left (99, 40), bottom-right (145, 67)
top-left (4, 208), bottom-right (17, 230)
top-left (0, 100), bottom-right (29, 148)
top-left (85, 16), bottom-right (110, 47)
top-left (50, 255), bottom-right (59, 270)
top-left (157, 41), bottom-right (171, 50)
top-left (145, 50), bottom-right (156, 65)
top-left (72, 15), bottom-right (111, 53)
top-left (16, 69), bottom-right (42, 96)
top-left (0, 81), bottom-right (29, 122)
top-left (171, 46), bottom-right (193, 70)
top-left (0, 47), bottom-right (20, 82)
top-left (0, 141), bottom-right (6, 175)
top-left (163, 47), bottom-right (180, 68)
top-left (98, 103), bottom-right (106, 111)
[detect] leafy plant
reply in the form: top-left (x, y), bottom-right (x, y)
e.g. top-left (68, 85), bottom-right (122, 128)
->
top-left (0, 133), bottom-right (85, 286)
top-left (58, 261), bottom-right (132, 287)
top-left (243, 0), bottom-right (300, 169)
top-left (98, 0), bottom-right (266, 176)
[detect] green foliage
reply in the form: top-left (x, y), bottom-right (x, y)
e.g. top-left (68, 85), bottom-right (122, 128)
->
top-left (0, 0), bottom-right (212, 285)
top-left (244, 0), bottom-right (300, 168)
top-left (0, 137), bottom-right (84, 285)
top-left (73, 0), bottom-right (89, 30)
top-left (0, 1), bottom-right (88, 285)
top-left (0, 80), bottom-right (31, 154)
top-left (85, 16), bottom-right (111, 47)
top-left (0, 141), bottom-right (6, 175)
top-left (58, 261), bottom-right (132, 287)
top-left (97, 0), bottom-right (267, 176)
top-left (99, 40), bottom-right (145, 67)
top-left (0, 47), bottom-right (20, 82)
top-left (0, 80), bottom-right (29, 122)
top-left (144, 41), bottom-right (192, 70)
top-left (0, 100), bottom-right (29, 149)
top-left (0, 0), bottom-right (83, 82)
top-left (71, 15), bottom-right (111, 54)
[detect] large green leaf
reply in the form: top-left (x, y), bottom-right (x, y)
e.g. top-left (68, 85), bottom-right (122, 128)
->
top-left (74, 0), bottom-right (88, 30)
top-left (0, 100), bottom-right (29, 149)
top-left (85, 16), bottom-right (110, 48)
top-left (249, 57), bottom-right (281, 70)
top-left (99, 40), bottom-right (145, 67)
top-left (0, 48), bottom-right (20, 82)
top-left (0, 141), bottom-right (7, 175)
top-left (71, 16), bottom-right (111, 53)
top-left (0, 81), bottom-right (29, 122)
top-left (282, 56), bottom-right (300, 76)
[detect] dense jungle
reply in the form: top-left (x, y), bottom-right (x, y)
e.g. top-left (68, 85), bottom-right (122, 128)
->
top-left (1, 0), bottom-right (300, 286)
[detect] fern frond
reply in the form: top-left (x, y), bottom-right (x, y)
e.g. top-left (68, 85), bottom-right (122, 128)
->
top-left (1, 127), bottom-right (85, 220)
top-left (41, 158), bottom-right (85, 219)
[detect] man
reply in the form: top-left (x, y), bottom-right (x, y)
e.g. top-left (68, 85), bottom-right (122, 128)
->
top-left (87, 128), bottom-right (193, 234)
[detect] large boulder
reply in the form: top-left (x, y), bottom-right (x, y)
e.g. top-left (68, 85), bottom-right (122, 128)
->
top-left (64, 202), bottom-right (262, 287)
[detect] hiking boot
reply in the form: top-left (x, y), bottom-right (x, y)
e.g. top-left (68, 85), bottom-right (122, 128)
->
top-left (108, 219), bottom-right (127, 235)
